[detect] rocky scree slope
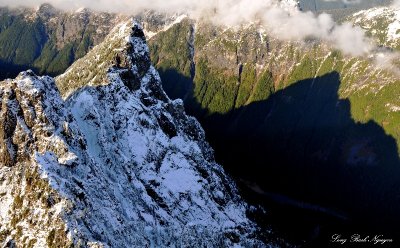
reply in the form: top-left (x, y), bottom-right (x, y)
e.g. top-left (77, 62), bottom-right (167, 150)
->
top-left (0, 23), bottom-right (269, 247)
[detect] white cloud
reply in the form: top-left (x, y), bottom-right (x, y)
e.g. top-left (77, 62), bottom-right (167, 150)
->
top-left (260, 6), bottom-right (373, 56)
top-left (393, 0), bottom-right (400, 7)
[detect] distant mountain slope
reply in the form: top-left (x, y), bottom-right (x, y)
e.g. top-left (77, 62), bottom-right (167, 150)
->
top-left (350, 5), bottom-right (400, 50)
top-left (0, 4), bottom-right (125, 80)
top-left (0, 22), bottom-right (277, 247)
top-left (146, 18), bottom-right (400, 239)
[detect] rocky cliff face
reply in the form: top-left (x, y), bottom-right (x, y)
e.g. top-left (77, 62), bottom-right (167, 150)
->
top-left (0, 23), bottom-right (270, 247)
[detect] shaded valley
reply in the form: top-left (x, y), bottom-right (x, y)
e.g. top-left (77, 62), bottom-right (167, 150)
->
top-left (147, 20), bottom-right (400, 245)
top-left (160, 66), bottom-right (400, 245)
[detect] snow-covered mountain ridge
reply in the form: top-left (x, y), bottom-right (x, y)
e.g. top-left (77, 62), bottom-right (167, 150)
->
top-left (0, 22), bottom-right (269, 247)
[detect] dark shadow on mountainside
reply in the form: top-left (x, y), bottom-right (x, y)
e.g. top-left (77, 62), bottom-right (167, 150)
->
top-left (159, 69), bottom-right (400, 246)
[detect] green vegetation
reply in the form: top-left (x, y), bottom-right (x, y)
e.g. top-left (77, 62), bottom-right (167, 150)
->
top-left (286, 56), bottom-right (315, 86)
top-left (192, 58), bottom-right (238, 114)
top-left (0, 17), bottom-right (46, 66)
top-left (235, 64), bottom-right (256, 108)
top-left (149, 19), bottom-right (194, 100)
top-left (0, 10), bottom-right (108, 80)
top-left (45, 43), bottom-right (75, 75)
top-left (248, 70), bottom-right (274, 103)
top-left (146, 21), bottom-right (400, 228)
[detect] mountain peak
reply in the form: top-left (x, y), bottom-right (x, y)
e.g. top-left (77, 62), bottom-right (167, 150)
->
top-left (131, 22), bottom-right (146, 39)
top-left (74, 7), bottom-right (90, 13)
top-left (0, 22), bottom-right (268, 247)
top-left (36, 3), bottom-right (58, 18)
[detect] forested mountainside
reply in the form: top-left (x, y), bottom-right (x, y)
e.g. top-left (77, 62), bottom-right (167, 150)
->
top-left (0, 22), bottom-right (282, 247)
top-left (0, 4), bottom-right (123, 79)
top-left (143, 18), bottom-right (400, 238)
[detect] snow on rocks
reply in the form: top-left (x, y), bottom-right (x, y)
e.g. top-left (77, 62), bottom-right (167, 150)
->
top-left (0, 22), bottom-right (267, 247)
top-left (352, 6), bottom-right (400, 48)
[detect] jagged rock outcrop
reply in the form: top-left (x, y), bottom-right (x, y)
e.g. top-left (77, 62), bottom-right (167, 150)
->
top-left (0, 23), bottom-right (271, 247)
